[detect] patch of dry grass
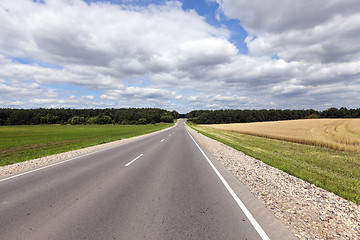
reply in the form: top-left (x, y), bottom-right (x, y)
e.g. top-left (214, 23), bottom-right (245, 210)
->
top-left (189, 122), bottom-right (360, 204)
top-left (202, 119), bottom-right (360, 152)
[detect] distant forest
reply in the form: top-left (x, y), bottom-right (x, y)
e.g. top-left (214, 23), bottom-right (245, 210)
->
top-left (2, 107), bottom-right (360, 126)
top-left (186, 107), bottom-right (360, 124)
top-left (0, 108), bottom-right (179, 125)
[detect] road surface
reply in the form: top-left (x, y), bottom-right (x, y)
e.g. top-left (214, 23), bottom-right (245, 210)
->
top-left (0, 119), bottom-right (295, 239)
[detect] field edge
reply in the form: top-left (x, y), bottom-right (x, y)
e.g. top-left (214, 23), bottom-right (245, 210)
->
top-left (187, 122), bottom-right (360, 205)
top-left (0, 123), bottom-right (174, 167)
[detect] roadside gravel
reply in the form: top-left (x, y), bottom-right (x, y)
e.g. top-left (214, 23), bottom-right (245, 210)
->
top-left (0, 126), bottom-right (174, 179)
top-left (187, 126), bottom-right (360, 240)
top-left (2, 123), bottom-right (359, 239)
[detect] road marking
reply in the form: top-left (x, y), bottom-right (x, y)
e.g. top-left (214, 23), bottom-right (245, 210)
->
top-left (169, 134), bottom-right (171, 136)
top-left (125, 154), bottom-right (143, 167)
top-left (187, 130), bottom-right (271, 240)
top-left (161, 139), bottom-right (165, 142)
top-left (0, 143), bottom-right (124, 183)
top-left (0, 125), bottom-right (174, 183)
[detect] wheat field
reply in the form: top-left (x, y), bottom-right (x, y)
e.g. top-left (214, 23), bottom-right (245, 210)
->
top-left (202, 119), bottom-right (360, 152)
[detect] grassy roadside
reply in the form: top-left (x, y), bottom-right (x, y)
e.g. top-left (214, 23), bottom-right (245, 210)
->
top-left (202, 119), bottom-right (360, 153)
top-left (0, 123), bottom-right (173, 166)
top-left (188, 122), bottom-right (360, 204)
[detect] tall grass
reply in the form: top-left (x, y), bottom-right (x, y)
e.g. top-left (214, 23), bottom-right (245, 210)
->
top-left (202, 119), bottom-right (360, 152)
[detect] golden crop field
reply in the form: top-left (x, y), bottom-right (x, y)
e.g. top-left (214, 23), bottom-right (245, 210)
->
top-left (202, 119), bottom-right (360, 152)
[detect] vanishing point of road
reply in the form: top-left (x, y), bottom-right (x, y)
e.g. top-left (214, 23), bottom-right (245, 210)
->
top-left (0, 119), bottom-right (295, 240)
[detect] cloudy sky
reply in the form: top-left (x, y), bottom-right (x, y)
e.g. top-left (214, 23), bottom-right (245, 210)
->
top-left (1, 0), bottom-right (360, 113)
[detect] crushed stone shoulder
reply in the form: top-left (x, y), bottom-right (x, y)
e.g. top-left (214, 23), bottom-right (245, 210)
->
top-left (187, 126), bottom-right (360, 240)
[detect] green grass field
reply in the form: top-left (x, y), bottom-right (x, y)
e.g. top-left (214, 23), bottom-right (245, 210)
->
top-left (189, 123), bottom-right (360, 204)
top-left (0, 123), bottom-right (173, 166)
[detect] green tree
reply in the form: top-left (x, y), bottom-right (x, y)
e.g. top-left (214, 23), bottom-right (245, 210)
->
top-left (70, 116), bottom-right (85, 125)
top-left (160, 115), bottom-right (174, 123)
top-left (305, 113), bottom-right (319, 119)
top-left (138, 118), bottom-right (147, 124)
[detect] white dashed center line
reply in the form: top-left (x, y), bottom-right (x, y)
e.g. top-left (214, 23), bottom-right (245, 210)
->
top-left (125, 154), bottom-right (143, 167)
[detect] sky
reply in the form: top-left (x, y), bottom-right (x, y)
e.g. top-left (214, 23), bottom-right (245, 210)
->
top-left (1, 0), bottom-right (360, 113)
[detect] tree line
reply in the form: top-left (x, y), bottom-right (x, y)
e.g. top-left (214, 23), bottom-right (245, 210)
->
top-left (2, 107), bottom-right (359, 126)
top-left (0, 108), bottom-right (179, 125)
top-left (186, 107), bottom-right (360, 124)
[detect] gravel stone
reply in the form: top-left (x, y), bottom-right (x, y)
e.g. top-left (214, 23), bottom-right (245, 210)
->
top-left (1, 125), bottom-right (359, 239)
top-left (187, 126), bottom-right (360, 240)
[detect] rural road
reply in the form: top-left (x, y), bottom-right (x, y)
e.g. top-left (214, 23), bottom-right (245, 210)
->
top-left (0, 119), bottom-right (295, 240)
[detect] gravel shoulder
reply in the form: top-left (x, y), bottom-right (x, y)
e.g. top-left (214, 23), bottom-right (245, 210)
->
top-left (2, 123), bottom-right (359, 239)
top-left (187, 126), bottom-right (360, 240)
top-left (0, 125), bottom-right (175, 179)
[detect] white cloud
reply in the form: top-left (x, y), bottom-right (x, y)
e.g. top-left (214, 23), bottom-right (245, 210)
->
top-left (0, 0), bottom-right (360, 111)
top-left (82, 95), bottom-right (94, 100)
top-left (217, 0), bottom-right (360, 64)
top-left (216, 0), bottom-right (360, 33)
top-left (0, 100), bottom-right (25, 107)
top-left (0, 80), bottom-right (57, 98)
top-left (207, 0), bottom-right (360, 110)
top-left (0, 0), bottom-right (233, 76)
top-left (26, 97), bottom-right (93, 109)
top-left (0, 79), bottom-right (103, 109)
top-left (101, 87), bottom-right (175, 100)
top-left (271, 78), bottom-right (308, 95)
top-left (185, 93), bottom-right (254, 109)
top-left (178, 38), bottom-right (237, 68)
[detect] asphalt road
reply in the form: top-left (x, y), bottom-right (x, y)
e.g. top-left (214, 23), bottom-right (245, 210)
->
top-left (0, 119), bottom-right (295, 240)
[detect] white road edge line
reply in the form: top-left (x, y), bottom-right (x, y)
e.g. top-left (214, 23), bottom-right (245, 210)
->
top-left (125, 154), bottom-right (144, 167)
top-left (187, 130), bottom-right (271, 240)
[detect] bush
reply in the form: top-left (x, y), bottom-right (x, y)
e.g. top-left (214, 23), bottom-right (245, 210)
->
top-left (138, 118), bottom-right (147, 124)
top-left (305, 114), bottom-right (319, 119)
top-left (70, 116), bottom-right (85, 125)
top-left (96, 116), bottom-right (112, 124)
top-left (160, 115), bottom-right (174, 123)
top-left (120, 120), bottom-right (129, 125)
top-left (88, 117), bottom-right (97, 125)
